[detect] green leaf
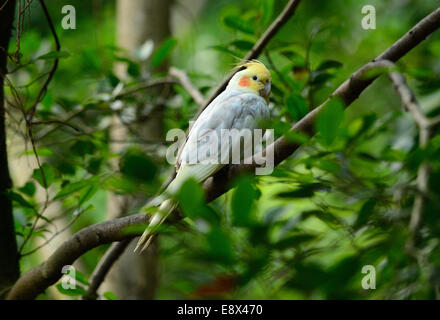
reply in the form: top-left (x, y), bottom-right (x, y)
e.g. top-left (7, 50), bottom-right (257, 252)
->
top-left (314, 159), bottom-right (341, 174)
top-left (55, 283), bottom-right (87, 297)
top-left (210, 44), bottom-right (240, 57)
top-left (261, 0), bottom-right (275, 24)
top-left (280, 49), bottom-right (306, 66)
top-left (151, 37), bottom-right (177, 67)
top-left (54, 178), bottom-right (96, 200)
top-left (103, 291), bottom-right (118, 300)
top-left (285, 93), bottom-right (308, 121)
top-left (37, 50), bottom-right (71, 60)
top-left (71, 140), bottom-right (96, 157)
top-left (273, 233), bottom-right (316, 250)
top-left (301, 210), bottom-right (342, 226)
top-left (120, 148), bottom-right (157, 183)
top-left (7, 190), bottom-right (35, 209)
top-left (316, 98), bottom-right (345, 146)
top-left (86, 157), bottom-right (103, 175)
top-left (74, 270), bottom-right (90, 286)
top-left (32, 163), bottom-right (57, 188)
top-left (284, 131), bottom-right (310, 144)
top-left (78, 184), bottom-right (99, 206)
top-left (223, 16), bottom-right (254, 35)
top-left (310, 72), bottom-right (334, 86)
top-left (382, 148), bottom-right (406, 162)
top-left (104, 176), bottom-right (138, 194)
top-left (18, 182), bottom-right (36, 197)
top-left (263, 206), bottom-right (285, 224)
top-left (239, 249), bottom-right (269, 286)
top-left (286, 262), bottom-right (329, 290)
top-left (230, 40), bottom-right (254, 51)
top-left (57, 162), bottom-right (76, 176)
top-left (127, 61), bottom-right (140, 77)
top-left (316, 60), bottom-right (343, 71)
top-left (206, 227), bottom-right (234, 265)
top-left (107, 72), bottom-right (120, 87)
top-left (354, 199), bottom-right (376, 229)
top-left (23, 147), bottom-right (54, 157)
top-left (177, 178), bottom-right (205, 219)
top-left (81, 48), bottom-right (102, 71)
top-left (276, 183), bottom-right (327, 199)
top-left (231, 176), bottom-right (258, 227)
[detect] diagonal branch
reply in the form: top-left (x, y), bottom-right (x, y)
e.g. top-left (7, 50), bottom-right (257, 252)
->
top-left (343, 59), bottom-right (436, 255)
top-left (76, 1), bottom-right (304, 292)
top-left (387, 68), bottom-right (433, 252)
top-left (27, 0), bottom-right (60, 122)
top-left (8, 215), bottom-right (148, 300)
top-left (169, 67), bottom-right (205, 106)
top-left (83, 239), bottom-right (132, 300)
top-left (195, 0), bottom-right (302, 118)
top-left (203, 8), bottom-right (440, 202)
top-left (162, 0), bottom-right (303, 182)
top-left (7, 7), bottom-right (440, 301)
top-left (18, 0), bottom-right (60, 254)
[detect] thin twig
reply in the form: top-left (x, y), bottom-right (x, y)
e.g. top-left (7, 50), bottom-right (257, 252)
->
top-left (83, 239), bottom-right (132, 300)
top-left (264, 50), bottom-right (290, 90)
top-left (334, 58), bottom-right (436, 254)
top-left (31, 120), bottom-right (81, 132)
top-left (0, 0), bottom-right (11, 12)
top-left (34, 78), bottom-right (176, 141)
top-left (387, 70), bottom-right (433, 252)
top-left (18, 126), bottom-right (50, 254)
top-left (113, 77), bottom-right (177, 100)
top-left (20, 208), bottom-right (85, 256)
top-left (17, 0), bottom-right (60, 253)
top-left (169, 67), bottom-right (205, 106)
top-left (159, 0), bottom-right (303, 186)
top-left (196, 0), bottom-right (302, 118)
top-left (7, 6), bottom-right (440, 302)
top-left (27, 0), bottom-right (60, 121)
top-left (388, 72), bottom-right (431, 129)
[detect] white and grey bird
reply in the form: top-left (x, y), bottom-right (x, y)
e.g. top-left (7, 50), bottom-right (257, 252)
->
top-left (135, 60), bottom-right (272, 252)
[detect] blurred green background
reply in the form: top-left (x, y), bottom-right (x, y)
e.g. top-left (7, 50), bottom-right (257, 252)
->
top-left (4, 0), bottom-right (440, 299)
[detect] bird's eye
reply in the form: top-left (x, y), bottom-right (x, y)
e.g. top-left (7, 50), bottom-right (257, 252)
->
top-left (252, 75), bottom-right (259, 81)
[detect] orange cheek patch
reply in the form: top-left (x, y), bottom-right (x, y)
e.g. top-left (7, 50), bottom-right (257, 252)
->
top-left (238, 76), bottom-right (250, 87)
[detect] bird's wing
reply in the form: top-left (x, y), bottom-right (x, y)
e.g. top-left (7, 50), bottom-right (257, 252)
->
top-left (136, 92), bottom-right (268, 253)
top-left (166, 92), bottom-right (268, 194)
top-left (175, 90), bottom-right (230, 169)
top-left (179, 92), bottom-right (268, 166)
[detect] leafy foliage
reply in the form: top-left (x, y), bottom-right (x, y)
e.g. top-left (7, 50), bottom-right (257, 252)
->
top-left (4, 0), bottom-right (440, 300)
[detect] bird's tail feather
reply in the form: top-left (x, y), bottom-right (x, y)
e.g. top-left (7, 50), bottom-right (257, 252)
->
top-left (134, 198), bottom-right (177, 253)
top-left (135, 164), bottom-right (221, 253)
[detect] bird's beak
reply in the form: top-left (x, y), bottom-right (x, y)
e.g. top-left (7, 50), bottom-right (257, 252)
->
top-left (260, 80), bottom-right (271, 99)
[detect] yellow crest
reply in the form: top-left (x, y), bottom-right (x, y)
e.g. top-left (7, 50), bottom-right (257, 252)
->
top-left (234, 60), bottom-right (271, 82)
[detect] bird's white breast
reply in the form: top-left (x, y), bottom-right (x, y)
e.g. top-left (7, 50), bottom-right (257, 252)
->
top-left (177, 90), bottom-right (269, 168)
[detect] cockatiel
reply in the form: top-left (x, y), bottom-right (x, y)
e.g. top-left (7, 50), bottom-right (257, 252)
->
top-left (135, 60), bottom-right (272, 252)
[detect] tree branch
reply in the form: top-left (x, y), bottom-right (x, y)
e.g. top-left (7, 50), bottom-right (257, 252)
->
top-left (83, 239), bottom-right (132, 300)
top-left (112, 77), bottom-right (177, 100)
top-left (27, 0), bottom-right (60, 122)
top-left (169, 67), bottom-right (205, 106)
top-left (8, 215), bottom-right (148, 300)
top-left (387, 68), bottom-right (434, 253)
top-left (345, 59), bottom-right (436, 255)
top-left (7, 7), bottom-right (440, 301)
top-left (203, 8), bottom-right (440, 201)
top-left (195, 0), bottom-right (302, 118)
